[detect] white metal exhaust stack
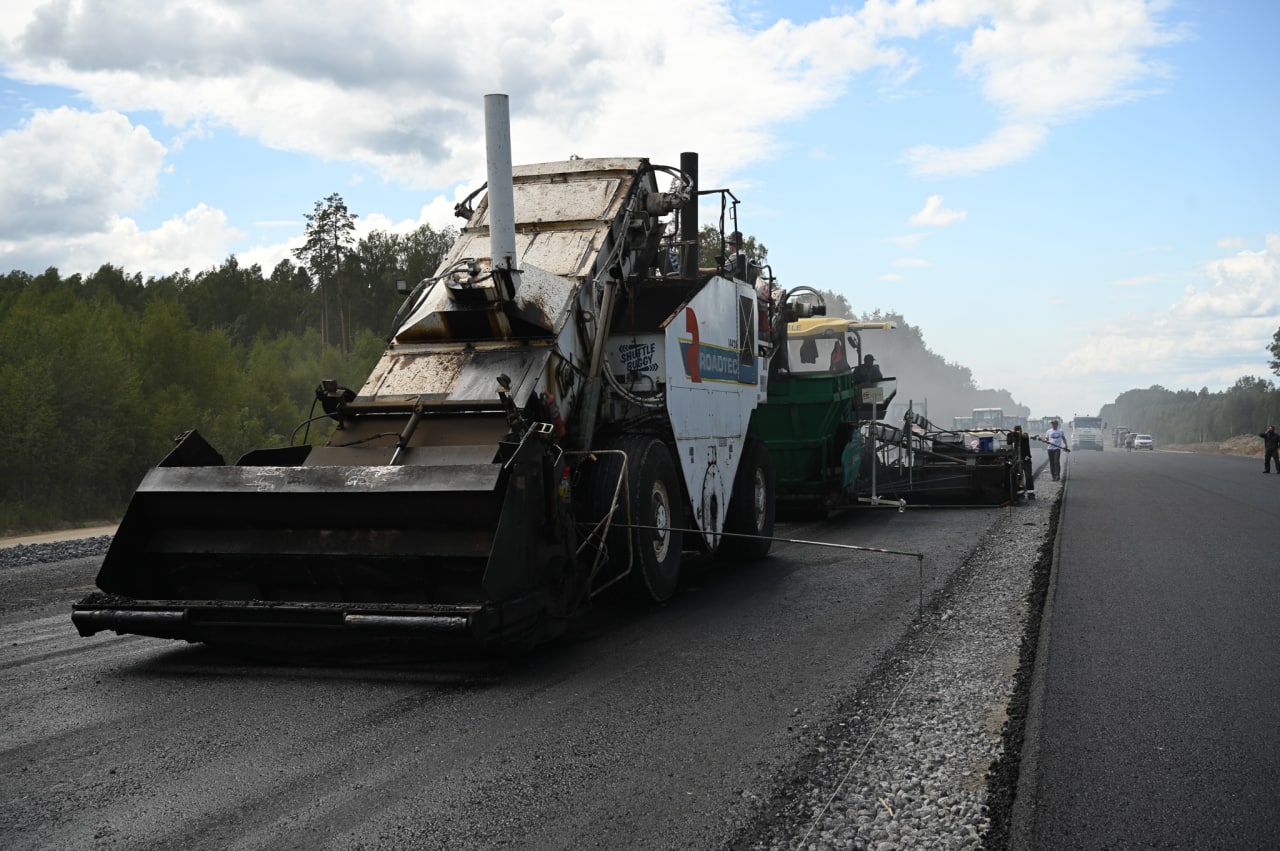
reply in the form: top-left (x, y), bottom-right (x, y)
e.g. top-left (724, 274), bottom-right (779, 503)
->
top-left (484, 93), bottom-right (519, 301)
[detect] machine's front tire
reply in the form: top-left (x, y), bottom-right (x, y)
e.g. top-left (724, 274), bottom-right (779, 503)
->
top-left (623, 436), bottom-right (684, 602)
top-left (719, 436), bottom-right (775, 561)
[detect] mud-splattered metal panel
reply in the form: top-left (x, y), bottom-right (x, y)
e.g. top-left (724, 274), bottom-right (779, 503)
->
top-left (359, 345), bottom-right (553, 408)
top-left (510, 157), bottom-right (646, 182)
top-left (508, 179), bottom-right (627, 226)
top-left (445, 230), bottom-right (605, 286)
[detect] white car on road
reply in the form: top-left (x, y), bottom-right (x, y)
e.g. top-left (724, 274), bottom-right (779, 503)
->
top-left (1133, 434), bottom-right (1154, 450)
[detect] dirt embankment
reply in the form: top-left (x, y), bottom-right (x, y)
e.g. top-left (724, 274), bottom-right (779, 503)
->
top-left (0, 524), bottom-right (118, 547)
top-left (1162, 434), bottom-right (1267, 457)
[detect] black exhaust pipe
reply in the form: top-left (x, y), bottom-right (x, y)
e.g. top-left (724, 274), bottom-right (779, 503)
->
top-left (680, 151), bottom-right (698, 276)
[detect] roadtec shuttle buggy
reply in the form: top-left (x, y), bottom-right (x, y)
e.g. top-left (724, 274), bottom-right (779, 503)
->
top-left (73, 95), bottom-right (777, 650)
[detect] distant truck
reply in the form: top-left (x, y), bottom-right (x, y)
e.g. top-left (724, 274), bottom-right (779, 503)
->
top-left (1113, 427), bottom-right (1130, 448)
top-left (1071, 415), bottom-right (1105, 451)
top-left (1036, 416), bottom-right (1063, 436)
top-left (972, 407), bottom-right (1005, 430)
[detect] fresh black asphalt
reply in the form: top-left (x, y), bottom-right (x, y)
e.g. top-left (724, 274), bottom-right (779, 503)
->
top-left (1012, 447), bottom-right (1280, 849)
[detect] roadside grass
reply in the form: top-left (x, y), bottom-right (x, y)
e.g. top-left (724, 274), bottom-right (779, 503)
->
top-left (1162, 434), bottom-right (1266, 457)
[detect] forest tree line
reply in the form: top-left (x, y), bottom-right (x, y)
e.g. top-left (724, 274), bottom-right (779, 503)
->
top-left (1100, 377), bottom-right (1280, 446)
top-left (3, 212), bottom-right (1278, 532)
top-left (1100, 327), bottom-right (1280, 444)
top-left (1, 204), bottom-right (458, 531)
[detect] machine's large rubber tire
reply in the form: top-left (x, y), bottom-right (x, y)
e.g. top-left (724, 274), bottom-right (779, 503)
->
top-left (719, 435), bottom-right (775, 561)
top-left (621, 436), bottom-right (684, 602)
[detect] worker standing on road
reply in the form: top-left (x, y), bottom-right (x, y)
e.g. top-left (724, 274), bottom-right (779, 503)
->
top-left (1261, 425), bottom-right (1280, 473)
top-left (1044, 419), bottom-right (1070, 482)
top-left (1009, 425), bottom-right (1035, 499)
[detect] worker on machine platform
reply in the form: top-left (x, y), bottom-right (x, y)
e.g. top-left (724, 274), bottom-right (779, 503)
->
top-left (852, 353), bottom-right (883, 384)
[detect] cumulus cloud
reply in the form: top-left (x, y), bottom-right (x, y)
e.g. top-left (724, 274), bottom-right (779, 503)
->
top-left (1062, 234), bottom-right (1280, 379)
top-left (1177, 234), bottom-right (1280, 319)
top-left (0, 204), bottom-right (243, 277)
top-left (899, 0), bottom-right (1183, 177)
top-left (2, 1), bottom-right (1182, 187)
top-left (0, 107), bottom-right (166, 238)
top-left (0, 0), bottom-right (908, 191)
top-left (0, 0), bottom-right (1190, 274)
top-left (961, 0), bottom-right (1182, 121)
top-left (0, 107), bottom-right (247, 275)
top-left (909, 195), bottom-right (967, 227)
top-left (893, 257), bottom-right (930, 267)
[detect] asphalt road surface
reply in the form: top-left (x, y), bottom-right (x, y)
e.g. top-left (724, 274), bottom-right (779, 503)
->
top-left (1013, 446), bottom-right (1280, 849)
top-left (2, 505), bottom-right (996, 851)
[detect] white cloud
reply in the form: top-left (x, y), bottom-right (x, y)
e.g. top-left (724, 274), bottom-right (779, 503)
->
top-left (0, 0), bottom-right (921, 275)
top-left (0, 0), bottom-right (1192, 275)
top-left (898, 0), bottom-right (1183, 176)
top-left (957, 0), bottom-right (1182, 123)
top-left (1176, 234), bottom-right (1280, 319)
top-left (0, 106), bottom-right (247, 276)
top-left (0, 204), bottom-right (243, 277)
top-left (2, 1), bottom-right (1182, 188)
top-left (1216, 236), bottom-right (1246, 250)
top-left (0, 0), bottom-right (909, 192)
top-left (894, 257), bottom-right (930, 267)
top-left (909, 195), bottom-right (967, 227)
top-left (903, 123), bottom-right (1048, 177)
top-left (879, 273), bottom-right (905, 281)
top-left (0, 107), bottom-right (166, 238)
top-left (1062, 234), bottom-right (1280, 379)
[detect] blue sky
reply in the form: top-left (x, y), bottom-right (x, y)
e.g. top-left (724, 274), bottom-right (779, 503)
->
top-left (2, 0), bottom-right (1277, 421)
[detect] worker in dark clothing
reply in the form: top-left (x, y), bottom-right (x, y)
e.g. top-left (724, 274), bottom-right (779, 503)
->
top-left (852, 353), bottom-right (883, 384)
top-left (726, 231), bottom-right (758, 283)
top-left (1261, 425), bottom-right (1280, 473)
top-left (1008, 425), bottom-right (1035, 499)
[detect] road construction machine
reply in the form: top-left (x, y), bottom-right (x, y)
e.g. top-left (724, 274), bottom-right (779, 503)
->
top-left (748, 310), bottom-right (899, 514)
top-left (748, 315), bottom-right (1022, 510)
top-left (73, 95), bottom-right (783, 651)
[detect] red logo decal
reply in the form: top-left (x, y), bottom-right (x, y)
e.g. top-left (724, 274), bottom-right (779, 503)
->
top-left (685, 307), bottom-right (700, 383)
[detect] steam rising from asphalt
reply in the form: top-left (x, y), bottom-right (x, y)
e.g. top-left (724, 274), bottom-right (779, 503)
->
top-left (855, 317), bottom-right (1027, 428)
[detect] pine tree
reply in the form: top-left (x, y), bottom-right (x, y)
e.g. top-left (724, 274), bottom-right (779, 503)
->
top-left (293, 194), bottom-right (358, 348)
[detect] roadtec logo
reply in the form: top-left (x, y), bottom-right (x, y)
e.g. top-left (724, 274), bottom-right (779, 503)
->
top-left (678, 307), bottom-right (757, 385)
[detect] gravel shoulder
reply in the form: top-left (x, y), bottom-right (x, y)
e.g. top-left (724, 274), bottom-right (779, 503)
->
top-left (728, 480), bottom-right (1059, 850)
